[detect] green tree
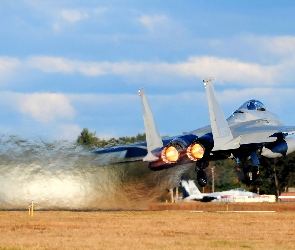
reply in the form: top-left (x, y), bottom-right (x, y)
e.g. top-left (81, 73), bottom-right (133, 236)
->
top-left (77, 128), bottom-right (99, 148)
top-left (239, 152), bottom-right (295, 196)
top-left (77, 129), bottom-right (146, 148)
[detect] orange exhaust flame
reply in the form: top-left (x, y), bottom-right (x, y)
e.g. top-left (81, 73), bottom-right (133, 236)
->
top-left (187, 143), bottom-right (205, 161)
top-left (161, 146), bottom-right (180, 163)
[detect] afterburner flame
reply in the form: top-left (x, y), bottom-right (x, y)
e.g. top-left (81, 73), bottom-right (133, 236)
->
top-left (187, 143), bottom-right (205, 161)
top-left (161, 146), bottom-right (179, 163)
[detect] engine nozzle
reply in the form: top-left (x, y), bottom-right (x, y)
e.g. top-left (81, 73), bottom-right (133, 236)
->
top-left (161, 146), bottom-right (180, 163)
top-left (187, 142), bottom-right (205, 161)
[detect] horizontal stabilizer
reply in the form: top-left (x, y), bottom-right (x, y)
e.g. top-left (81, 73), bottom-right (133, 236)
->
top-left (93, 144), bottom-right (148, 163)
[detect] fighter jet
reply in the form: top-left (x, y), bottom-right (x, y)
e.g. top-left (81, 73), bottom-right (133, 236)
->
top-left (181, 180), bottom-right (260, 202)
top-left (94, 78), bottom-right (295, 187)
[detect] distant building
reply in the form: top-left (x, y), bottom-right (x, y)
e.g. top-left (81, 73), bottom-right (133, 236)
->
top-left (278, 189), bottom-right (295, 202)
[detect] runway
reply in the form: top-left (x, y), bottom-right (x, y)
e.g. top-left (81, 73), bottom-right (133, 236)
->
top-left (148, 202), bottom-right (295, 212)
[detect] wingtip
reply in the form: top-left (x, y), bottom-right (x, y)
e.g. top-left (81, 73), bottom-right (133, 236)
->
top-left (138, 87), bottom-right (145, 96)
top-left (203, 77), bottom-right (214, 84)
top-left (138, 87), bottom-right (146, 96)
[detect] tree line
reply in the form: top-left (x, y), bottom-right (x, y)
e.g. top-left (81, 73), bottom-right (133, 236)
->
top-left (77, 128), bottom-right (146, 149)
top-left (77, 128), bottom-right (295, 196)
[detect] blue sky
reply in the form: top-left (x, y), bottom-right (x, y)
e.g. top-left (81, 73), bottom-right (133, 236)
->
top-left (1, 1), bottom-right (295, 141)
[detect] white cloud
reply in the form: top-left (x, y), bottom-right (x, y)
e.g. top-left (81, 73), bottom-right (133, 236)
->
top-left (60, 9), bottom-right (88, 23)
top-left (78, 62), bottom-right (107, 76)
top-left (48, 8), bottom-right (90, 32)
top-left (25, 55), bottom-right (281, 86)
top-left (26, 56), bottom-right (110, 76)
top-left (19, 93), bottom-right (75, 122)
top-left (26, 56), bottom-right (138, 76)
top-left (257, 36), bottom-right (295, 56)
top-left (27, 56), bottom-right (75, 73)
top-left (0, 57), bottom-right (20, 75)
top-left (0, 57), bottom-right (21, 86)
top-left (139, 15), bottom-right (168, 32)
top-left (11, 34), bottom-right (295, 87)
top-left (0, 91), bottom-right (78, 140)
top-left (173, 56), bottom-right (279, 85)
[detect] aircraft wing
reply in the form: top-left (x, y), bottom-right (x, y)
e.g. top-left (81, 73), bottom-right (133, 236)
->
top-left (231, 121), bottom-right (295, 145)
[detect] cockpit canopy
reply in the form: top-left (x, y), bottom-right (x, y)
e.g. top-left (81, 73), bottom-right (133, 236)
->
top-left (237, 100), bottom-right (266, 111)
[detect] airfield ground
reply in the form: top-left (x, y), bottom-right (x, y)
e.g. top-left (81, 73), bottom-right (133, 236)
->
top-left (148, 201), bottom-right (295, 212)
top-left (0, 203), bottom-right (295, 250)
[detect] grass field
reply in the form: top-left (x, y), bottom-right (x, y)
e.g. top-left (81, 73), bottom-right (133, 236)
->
top-left (1, 209), bottom-right (295, 250)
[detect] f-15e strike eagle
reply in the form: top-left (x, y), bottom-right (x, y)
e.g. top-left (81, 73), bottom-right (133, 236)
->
top-left (94, 78), bottom-right (295, 187)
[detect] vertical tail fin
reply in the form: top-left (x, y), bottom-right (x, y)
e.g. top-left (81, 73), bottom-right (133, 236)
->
top-left (181, 180), bottom-right (203, 199)
top-left (203, 78), bottom-right (238, 151)
top-left (138, 88), bottom-right (163, 162)
top-left (181, 180), bottom-right (191, 198)
top-left (188, 180), bottom-right (202, 197)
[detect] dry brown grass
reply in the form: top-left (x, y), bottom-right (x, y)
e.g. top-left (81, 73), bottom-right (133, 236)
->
top-left (0, 210), bottom-right (295, 250)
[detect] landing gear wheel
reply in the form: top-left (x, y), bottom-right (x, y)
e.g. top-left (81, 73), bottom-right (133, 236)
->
top-left (251, 165), bottom-right (259, 181)
top-left (197, 169), bottom-right (208, 187)
top-left (243, 165), bottom-right (259, 185)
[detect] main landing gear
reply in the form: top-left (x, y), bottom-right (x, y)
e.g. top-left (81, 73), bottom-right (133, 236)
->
top-left (243, 165), bottom-right (259, 185)
top-left (235, 151), bottom-right (260, 186)
top-left (195, 161), bottom-right (209, 187)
